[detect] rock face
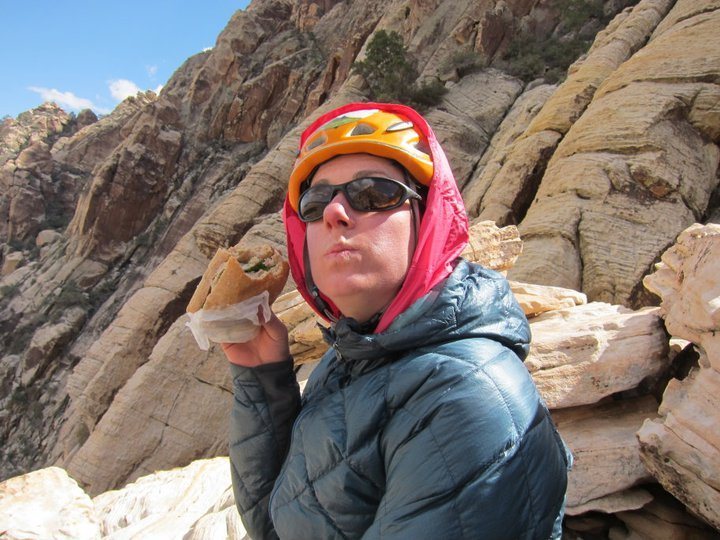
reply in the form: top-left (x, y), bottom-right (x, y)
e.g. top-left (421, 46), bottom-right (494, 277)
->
top-left (496, 0), bottom-right (720, 309)
top-left (1, 104), bottom-right (75, 247)
top-left (638, 223), bottom-right (720, 529)
top-left (0, 466), bottom-right (100, 539)
top-left (0, 457), bottom-right (249, 540)
top-left (1, 0), bottom-right (720, 537)
top-left (4, 221), bottom-right (720, 537)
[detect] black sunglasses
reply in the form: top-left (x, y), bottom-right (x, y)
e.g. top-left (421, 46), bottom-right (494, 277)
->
top-left (298, 177), bottom-right (421, 223)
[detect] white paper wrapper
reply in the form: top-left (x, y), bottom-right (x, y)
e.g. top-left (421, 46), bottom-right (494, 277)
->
top-left (185, 291), bottom-right (271, 351)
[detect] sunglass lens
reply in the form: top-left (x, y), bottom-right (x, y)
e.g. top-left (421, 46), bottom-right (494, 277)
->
top-left (299, 184), bottom-right (332, 222)
top-left (347, 178), bottom-right (404, 211)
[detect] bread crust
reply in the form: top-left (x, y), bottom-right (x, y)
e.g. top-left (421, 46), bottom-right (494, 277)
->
top-left (187, 243), bottom-right (289, 313)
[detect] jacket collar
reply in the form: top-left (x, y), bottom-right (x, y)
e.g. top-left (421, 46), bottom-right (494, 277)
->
top-left (317, 260), bottom-right (531, 375)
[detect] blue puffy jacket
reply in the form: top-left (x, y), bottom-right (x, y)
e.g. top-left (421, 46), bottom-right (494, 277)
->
top-left (230, 260), bottom-right (570, 539)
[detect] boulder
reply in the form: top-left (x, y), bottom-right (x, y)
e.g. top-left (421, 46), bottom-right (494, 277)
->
top-left (1, 251), bottom-right (23, 276)
top-left (552, 396), bottom-right (658, 512)
top-left (567, 487), bottom-right (653, 516)
top-left (0, 466), bottom-right (100, 539)
top-left (643, 223), bottom-right (720, 369)
top-left (460, 220), bottom-right (523, 273)
top-left (509, 281), bottom-right (587, 318)
top-left (35, 229), bottom-right (63, 247)
top-left (93, 457), bottom-right (244, 538)
top-left (0, 457), bottom-right (249, 540)
top-left (526, 303), bottom-right (669, 409)
top-left (638, 223), bottom-right (720, 530)
top-left (614, 489), bottom-right (720, 539)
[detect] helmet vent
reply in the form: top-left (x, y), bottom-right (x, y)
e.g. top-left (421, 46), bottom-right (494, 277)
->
top-left (305, 134), bottom-right (327, 151)
top-left (349, 123), bottom-right (376, 136)
top-left (386, 121), bottom-right (413, 133)
top-left (414, 140), bottom-right (431, 156)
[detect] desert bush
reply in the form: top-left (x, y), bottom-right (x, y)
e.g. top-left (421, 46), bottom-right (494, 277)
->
top-left (353, 30), bottom-right (417, 101)
top-left (556, 0), bottom-right (604, 31)
top-left (353, 30), bottom-right (447, 109)
top-left (449, 50), bottom-right (488, 77)
top-left (0, 283), bottom-right (21, 301)
top-left (497, 0), bottom-right (620, 83)
top-left (42, 200), bottom-right (71, 230)
top-left (48, 280), bottom-right (91, 322)
top-left (410, 79), bottom-right (448, 108)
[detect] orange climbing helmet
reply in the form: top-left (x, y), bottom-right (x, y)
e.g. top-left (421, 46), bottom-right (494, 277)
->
top-left (287, 107), bottom-right (434, 212)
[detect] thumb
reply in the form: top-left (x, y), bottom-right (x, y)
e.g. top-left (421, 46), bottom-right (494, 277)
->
top-left (263, 311), bottom-right (288, 342)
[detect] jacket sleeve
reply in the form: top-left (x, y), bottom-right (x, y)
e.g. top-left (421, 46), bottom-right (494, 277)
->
top-left (363, 345), bottom-right (569, 540)
top-left (229, 360), bottom-right (301, 540)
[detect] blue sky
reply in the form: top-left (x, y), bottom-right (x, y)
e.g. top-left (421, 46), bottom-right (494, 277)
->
top-left (1, 2), bottom-right (251, 118)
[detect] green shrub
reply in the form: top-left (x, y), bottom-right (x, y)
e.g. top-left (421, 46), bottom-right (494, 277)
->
top-left (49, 280), bottom-right (91, 322)
top-left (353, 30), bottom-right (446, 109)
top-left (88, 280), bottom-right (116, 307)
top-left (10, 386), bottom-right (28, 405)
top-left (449, 50), bottom-right (488, 77)
top-left (0, 283), bottom-right (21, 302)
top-left (54, 281), bottom-right (89, 309)
top-left (43, 203), bottom-right (71, 230)
top-left (353, 30), bottom-right (418, 102)
top-left (6, 324), bottom-right (35, 355)
top-left (410, 79), bottom-right (449, 108)
top-left (497, 0), bottom-right (611, 83)
top-left (8, 238), bottom-right (27, 252)
top-left (556, 0), bottom-right (605, 31)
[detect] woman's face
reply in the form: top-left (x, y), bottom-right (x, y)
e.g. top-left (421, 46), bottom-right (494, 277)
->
top-left (305, 154), bottom-right (415, 323)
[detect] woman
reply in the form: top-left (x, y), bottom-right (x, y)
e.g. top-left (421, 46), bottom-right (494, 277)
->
top-left (223, 102), bottom-right (570, 539)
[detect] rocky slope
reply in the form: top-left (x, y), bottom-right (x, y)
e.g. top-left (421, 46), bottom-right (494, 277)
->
top-left (2, 222), bottom-right (719, 538)
top-left (1, 0), bottom-right (719, 536)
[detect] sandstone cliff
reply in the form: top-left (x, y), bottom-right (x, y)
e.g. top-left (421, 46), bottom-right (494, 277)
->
top-left (1, 0), bottom-right (719, 536)
top-left (3, 222), bottom-right (719, 538)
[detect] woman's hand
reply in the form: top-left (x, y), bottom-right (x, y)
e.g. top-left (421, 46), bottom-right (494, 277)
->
top-left (221, 309), bottom-right (290, 367)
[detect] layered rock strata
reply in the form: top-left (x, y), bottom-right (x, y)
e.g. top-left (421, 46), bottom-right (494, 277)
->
top-left (638, 223), bottom-right (720, 529)
top-left (485, 0), bottom-right (720, 310)
top-left (4, 222), bottom-right (720, 537)
top-left (1, 1), bottom-right (719, 537)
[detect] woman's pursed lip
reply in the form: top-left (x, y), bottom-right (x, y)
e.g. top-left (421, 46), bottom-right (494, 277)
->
top-left (325, 243), bottom-right (356, 255)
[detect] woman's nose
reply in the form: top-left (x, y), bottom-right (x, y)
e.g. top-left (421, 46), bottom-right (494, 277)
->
top-left (322, 192), bottom-right (354, 228)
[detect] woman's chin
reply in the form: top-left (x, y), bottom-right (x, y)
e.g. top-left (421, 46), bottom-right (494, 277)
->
top-left (320, 278), bottom-right (399, 321)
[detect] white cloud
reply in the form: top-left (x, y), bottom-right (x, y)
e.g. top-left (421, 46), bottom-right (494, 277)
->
top-left (28, 86), bottom-right (110, 114)
top-left (202, 46), bottom-right (213, 52)
top-left (146, 65), bottom-right (158, 78)
top-left (108, 79), bottom-right (142, 101)
top-left (154, 84), bottom-right (164, 95)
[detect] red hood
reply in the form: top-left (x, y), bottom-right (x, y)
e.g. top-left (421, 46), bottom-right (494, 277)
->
top-left (282, 102), bottom-right (469, 333)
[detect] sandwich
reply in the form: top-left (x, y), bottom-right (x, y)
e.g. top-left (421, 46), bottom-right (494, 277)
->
top-left (187, 242), bottom-right (289, 313)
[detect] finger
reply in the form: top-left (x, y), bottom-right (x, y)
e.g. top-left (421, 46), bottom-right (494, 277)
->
top-left (264, 312), bottom-right (289, 342)
top-left (257, 304), bottom-right (267, 325)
